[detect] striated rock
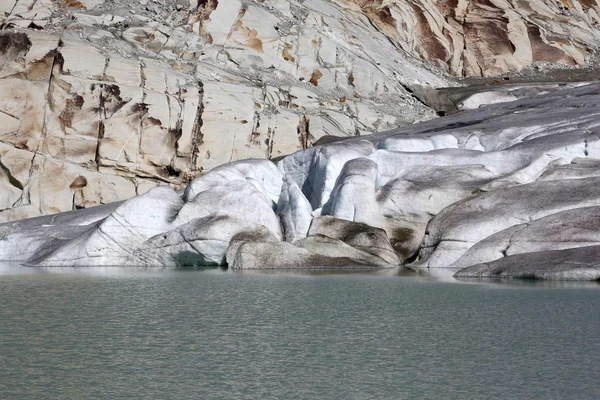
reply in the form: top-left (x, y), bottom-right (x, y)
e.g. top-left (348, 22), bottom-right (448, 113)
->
top-left (345, 0), bottom-right (600, 77)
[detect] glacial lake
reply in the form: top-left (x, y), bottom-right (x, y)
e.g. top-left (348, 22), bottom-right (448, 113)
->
top-left (0, 265), bottom-right (599, 399)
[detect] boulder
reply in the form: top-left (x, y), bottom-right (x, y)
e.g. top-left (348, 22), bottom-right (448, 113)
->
top-left (307, 216), bottom-right (400, 265)
top-left (28, 186), bottom-right (184, 266)
top-left (227, 241), bottom-right (382, 270)
top-left (176, 179), bottom-right (283, 240)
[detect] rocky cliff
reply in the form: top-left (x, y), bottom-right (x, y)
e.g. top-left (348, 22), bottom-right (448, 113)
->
top-left (347, 0), bottom-right (600, 77)
top-left (2, 0), bottom-right (600, 222)
top-left (0, 0), bottom-right (450, 221)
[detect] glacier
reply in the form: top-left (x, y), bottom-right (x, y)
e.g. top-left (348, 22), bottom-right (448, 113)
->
top-left (2, 82), bottom-right (600, 280)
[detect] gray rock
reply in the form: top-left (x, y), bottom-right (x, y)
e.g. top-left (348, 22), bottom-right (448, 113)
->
top-left (454, 247), bottom-right (600, 281)
top-left (228, 241), bottom-right (383, 270)
top-left (411, 177), bottom-right (600, 269)
top-left (450, 206), bottom-right (600, 270)
top-left (307, 216), bottom-right (400, 265)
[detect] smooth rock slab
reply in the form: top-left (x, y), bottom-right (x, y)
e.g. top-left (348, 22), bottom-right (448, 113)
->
top-left (412, 177), bottom-right (600, 269)
top-left (307, 216), bottom-right (400, 265)
top-left (449, 206), bottom-right (600, 270)
top-left (454, 247), bottom-right (600, 281)
top-left (228, 241), bottom-right (391, 270)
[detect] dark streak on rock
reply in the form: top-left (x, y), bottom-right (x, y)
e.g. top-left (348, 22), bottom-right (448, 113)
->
top-left (146, 116), bottom-right (162, 126)
top-left (58, 94), bottom-right (84, 132)
top-left (131, 103), bottom-right (149, 114)
top-left (389, 226), bottom-right (416, 258)
top-left (297, 115), bottom-right (309, 149)
top-left (94, 120), bottom-right (105, 170)
top-left (0, 158), bottom-right (24, 191)
top-left (0, 31), bottom-right (31, 56)
top-left (190, 81), bottom-right (205, 170)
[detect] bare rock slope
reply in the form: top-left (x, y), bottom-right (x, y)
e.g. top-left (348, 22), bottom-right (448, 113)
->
top-left (347, 0), bottom-right (600, 77)
top-left (2, 83), bottom-right (600, 280)
top-left (3, 0), bottom-right (600, 221)
top-left (0, 0), bottom-right (450, 221)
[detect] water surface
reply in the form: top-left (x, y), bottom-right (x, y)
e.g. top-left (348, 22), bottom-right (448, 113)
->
top-left (1, 266), bottom-right (599, 399)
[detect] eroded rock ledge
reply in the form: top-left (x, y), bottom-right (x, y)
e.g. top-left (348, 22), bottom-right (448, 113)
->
top-left (2, 83), bottom-right (600, 280)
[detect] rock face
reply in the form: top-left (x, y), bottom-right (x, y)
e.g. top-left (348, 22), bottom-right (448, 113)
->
top-left (0, 0), bottom-right (453, 222)
top-left (3, 0), bottom-right (600, 222)
top-left (346, 0), bottom-right (600, 77)
top-left (3, 83), bottom-right (600, 279)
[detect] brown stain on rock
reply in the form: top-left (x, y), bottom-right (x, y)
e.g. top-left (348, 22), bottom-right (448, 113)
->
top-left (408, 2), bottom-right (450, 66)
top-left (376, 5), bottom-right (396, 26)
top-left (98, 84), bottom-right (129, 118)
top-left (297, 115), bottom-right (309, 149)
top-left (350, 0), bottom-right (399, 42)
top-left (25, 49), bottom-right (59, 80)
top-left (132, 29), bottom-right (156, 44)
top-left (577, 0), bottom-right (597, 9)
top-left (146, 117), bottom-right (163, 127)
top-left (229, 19), bottom-right (264, 53)
top-left (190, 0), bottom-right (219, 24)
top-left (527, 23), bottom-right (575, 65)
top-left (309, 70), bottom-right (323, 86)
top-left (58, 94), bottom-right (85, 132)
top-left (62, 0), bottom-right (87, 8)
top-left (69, 175), bottom-right (88, 190)
top-left (560, 0), bottom-right (574, 8)
top-left (15, 139), bottom-right (29, 150)
top-left (282, 43), bottom-right (295, 62)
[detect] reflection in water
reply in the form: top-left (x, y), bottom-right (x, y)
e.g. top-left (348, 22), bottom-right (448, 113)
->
top-left (455, 276), bottom-right (600, 289)
top-left (2, 262), bottom-right (599, 288)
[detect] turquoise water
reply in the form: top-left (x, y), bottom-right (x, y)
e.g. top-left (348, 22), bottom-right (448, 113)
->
top-left (0, 266), bottom-right (599, 399)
